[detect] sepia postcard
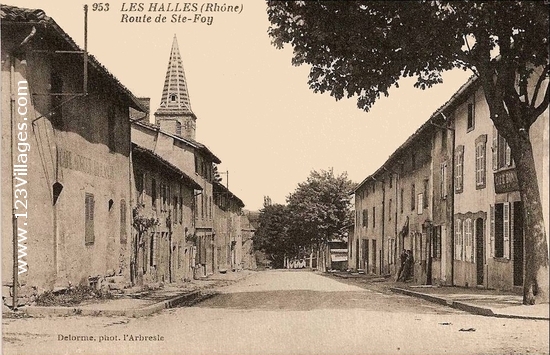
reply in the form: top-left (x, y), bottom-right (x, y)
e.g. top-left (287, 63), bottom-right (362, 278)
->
top-left (1, 1), bottom-right (549, 354)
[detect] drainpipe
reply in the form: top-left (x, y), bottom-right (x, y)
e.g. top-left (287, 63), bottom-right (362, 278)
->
top-left (438, 112), bottom-right (456, 286)
top-left (10, 54), bottom-right (19, 311)
top-left (450, 115), bottom-right (456, 286)
top-left (381, 185), bottom-right (385, 275)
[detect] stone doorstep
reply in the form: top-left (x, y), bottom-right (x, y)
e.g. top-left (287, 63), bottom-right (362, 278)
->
top-left (19, 290), bottom-right (203, 318)
top-left (390, 287), bottom-right (550, 320)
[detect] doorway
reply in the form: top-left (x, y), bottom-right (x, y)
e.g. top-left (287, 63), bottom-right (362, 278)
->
top-left (355, 239), bottom-right (359, 270)
top-left (362, 239), bottom-right (369, 272)
top-left (475, 218), bottom-right (484, 285)
top-left (513, 201), bottom-right (524, 287)
top-left (372, 240), bottom-right (377, 274)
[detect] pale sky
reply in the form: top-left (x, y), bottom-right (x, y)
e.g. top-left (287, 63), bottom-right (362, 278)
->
top-left (6, 1), bottom-right (472, 211)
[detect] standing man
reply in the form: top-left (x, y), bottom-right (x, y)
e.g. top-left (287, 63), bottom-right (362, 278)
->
top-left (396, 249), bottom-right (407, 281)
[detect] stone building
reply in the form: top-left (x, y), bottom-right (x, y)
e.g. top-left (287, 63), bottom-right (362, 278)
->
top-left (352, 122), bottom-right (435, 282)
top-left (350, 73), bottom-right (548, 291)
top-left (130, 143), bottom-right (201, 286)
top-left (1, 4), bottom-right (145, 302)
top-left (442, 76), bottom-right (549, 290)
top-left (213, 181), bottom-right (245, 272)
top-left (131, 120), bottom-right (220, 279)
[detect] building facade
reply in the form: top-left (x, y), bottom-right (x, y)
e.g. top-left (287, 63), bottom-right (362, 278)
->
top-left (131, 144), bottom-right (200, 286)
top-left (350, 74), bottom-right (548, 292)
top-left (1, 5), bottom-right (145, 302)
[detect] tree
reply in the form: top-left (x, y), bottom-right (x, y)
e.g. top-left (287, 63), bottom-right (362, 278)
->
top-left (286, 169), bottom-right (354, 248)
top-left (253, 203), bottom-right (292, 268)
top-left (267, 1), bottom-right (549, 304)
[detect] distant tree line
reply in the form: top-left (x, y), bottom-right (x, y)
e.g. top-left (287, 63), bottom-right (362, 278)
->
top-left (253, 169), bottom-right (354, 268)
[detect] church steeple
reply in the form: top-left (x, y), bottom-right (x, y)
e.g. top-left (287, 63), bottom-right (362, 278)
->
top-left (155, 35), bottom-right (196, 140)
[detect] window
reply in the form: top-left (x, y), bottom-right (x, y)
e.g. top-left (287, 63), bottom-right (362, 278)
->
top-left (195, 155), bottom-right (202, 175)
top-left (150, 233), bottom-right (156, 267)
top-left (170, 93), bottom-right (177, 102)
top-left (388, 199), bottom-right (392, 221)
top-left (492, 126), bottom-right (513, 170)
top-left (433, 226), bottom-right (442, 259)
top-left (85, 193), bottom-right (95, 245)
top-left (201, 194), bottom-right (205, 219)
top-left (176, 121), bottom-right (182, 136)
top-left (209, 196), bottom-right (213, 219)
top-left (108, 106), bottom-right (116, 152)
top-left (475, 135), bottom-right (487, 189)
top-left (492, 202), bottom-right (511, 259)
top-left (455, 145), bottom-right (464, 193)
top-left (161, 183), bottom-right (166, 211)
top-left (120, 199), bottom-right (127, 244)
top-left (174, 196), bottom-right (178, 223)
top-left (455, 219), bottom-right (462, 260)
top-left (400, 188), bottom-right (404, 213)
top-left (411, 184), bottom-right (415, 211)
top-left (136, 172), bottom-right (145, 205)
top-left (440, 162), bottom-right (447, 199)
top-left (372, 207), bottom-right (376, 229)
top-left (441, 128), bottom-right (447, 150)
top-left (417, 193), bottom-right (423, 214)
top-left (423, 179), bottom-right (429, 208)
top-left (362, 209), bottom-right (368, 228)
top-left (389, 174), bottom-right (393, 188)
top-left (50, 69), bottom-right (63, 127)
top-left (179, 185), bottom-right (183, 223)
top-left (152, 178), bottom-right (157, 209)
top-left (464, 218), bottom-right (472, 262)
top-left (467, 101), bottom-right (475, 131)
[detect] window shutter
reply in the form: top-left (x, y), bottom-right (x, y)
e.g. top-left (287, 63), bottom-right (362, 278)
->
top-left (482, 142), bottom-right (487, 186)
top-left (505, 142), bottom-right (512, 167)
top-left (492, 126), bottom-right (498, 170)
top-left (503, 202), bottom-right (510, 259)
top-left (455, 219), bottom-right (461, 260)
top-left (464, 218), bottom-right (472, 261)
top-left (490, 205), bottom-right (495, 257)
top-left (498, 134), bottom-right (507, 169)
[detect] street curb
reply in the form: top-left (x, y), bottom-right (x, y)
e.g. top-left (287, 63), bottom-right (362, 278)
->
top-left (21, 290), bottom-right (203, 318)
top-left (390, 287), bottom-right (549, 320)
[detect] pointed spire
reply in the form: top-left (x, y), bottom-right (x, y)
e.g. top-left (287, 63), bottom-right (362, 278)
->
top-left (155, 35), bottom-right (194, 117)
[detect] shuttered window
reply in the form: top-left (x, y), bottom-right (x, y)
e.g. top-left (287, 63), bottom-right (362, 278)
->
top-left (494, 204), bottom-right (504, 257)
top-left (152, 178), bottom-right (157, 210)
top-left (455, 146), bottom-right (464, 193)
top-left (503, 202), bottom-right (510, 259)
top-left (440, 162), bottom-right (447, 199)
top-left (411, 184), bottom-right (415, 211)
top-left (179, 185), bottom-right (183, 223)
top-left (455, 219), bottom-right (462, 260)
top-left (490, 205), bottom-right (495, 257)
top-left (85, 193), bottom-right (95, 245)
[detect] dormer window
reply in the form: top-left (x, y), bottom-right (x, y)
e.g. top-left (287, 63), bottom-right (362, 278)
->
top-left (170, 94), bottom-right (177, 102)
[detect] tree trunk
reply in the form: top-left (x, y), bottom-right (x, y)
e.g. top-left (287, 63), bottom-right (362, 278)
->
top-left (508, 131), bottom-right (549, 305)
